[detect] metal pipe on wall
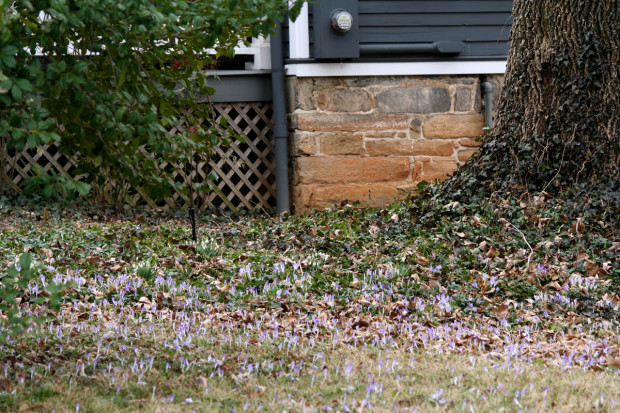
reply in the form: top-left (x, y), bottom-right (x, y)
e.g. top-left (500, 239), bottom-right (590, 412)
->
top-left (270, 22), bottom-right (290, 214)
top-left (481, 81), bottom-right (493, 130)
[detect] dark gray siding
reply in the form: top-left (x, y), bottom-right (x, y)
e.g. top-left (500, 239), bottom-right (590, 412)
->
top-left (205, 71), bottom-right (272, 103)
top-left (284, 0), bottom-right (513, 61)
top-left (357, 1), bottom-right (512, 59)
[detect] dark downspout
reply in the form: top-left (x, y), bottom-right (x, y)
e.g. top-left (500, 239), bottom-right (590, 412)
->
top-left (481, 81), bottom-right (493, 131)
top-left (270, 21), bottom-right (290, 214)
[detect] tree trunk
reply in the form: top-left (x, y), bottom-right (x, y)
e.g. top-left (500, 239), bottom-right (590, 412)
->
top-left (444, 0), bottom-right (619, 207)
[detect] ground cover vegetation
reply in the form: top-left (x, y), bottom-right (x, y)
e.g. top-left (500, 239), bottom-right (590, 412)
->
top-left (0, 192), bottom-right (618, 411)
top-left (440, 0), bottom-right (619, 230)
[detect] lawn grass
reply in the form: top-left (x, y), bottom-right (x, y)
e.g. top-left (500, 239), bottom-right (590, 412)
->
top-left (5, 345), bottom-right (620, 412)
top-left (0, 195), bottom-right (618, 412)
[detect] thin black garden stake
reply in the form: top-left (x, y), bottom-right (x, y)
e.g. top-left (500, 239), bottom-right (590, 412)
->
top-left (188, 208), bottom-right (197, 242)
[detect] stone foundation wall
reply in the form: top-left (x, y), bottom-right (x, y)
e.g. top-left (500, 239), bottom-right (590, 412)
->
top-left (286, 74), bottom-right (503, 212)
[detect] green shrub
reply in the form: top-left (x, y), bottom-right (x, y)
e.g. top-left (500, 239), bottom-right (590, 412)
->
top-left (0, 0), bottom-right (304, 204)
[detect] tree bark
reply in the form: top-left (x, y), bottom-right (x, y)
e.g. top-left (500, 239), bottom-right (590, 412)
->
top-left (444, 0), bottom-right (619, 205)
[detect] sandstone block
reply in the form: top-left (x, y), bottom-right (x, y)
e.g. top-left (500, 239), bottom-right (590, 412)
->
top-left (286, 77), bottom-right (315, 111)
top-left (474, 81), bottom-right (482, 112)
top-left (419, 160), bottom-right (458, 181)
top-left (291, 132), bottom-right (317, 156)
top-left (454, 87), bottom-right (473, 112)
top-left (317, 89), bottom-right (372, 112)
top-left (410, 118), bottom-right (423, 135)
top-left (365, 131), bottom-right (408, 139)
top-left (377, 87), bottom-right (451, 114)
top-left (403, 76), bottom-right (438, 86)
top-left (314, 77), bottom-right (342, 87)
top-left (457, 149), bottom-right (479, 162)
top-left (365, 140), bottom-right (415, 156)
top-left (411, 162), bottom-right (423, 181)
top-left (412, 140), bottom-right (455, 156)
top-left (320, 133), bottom-right (363, 155)
top-left (343, 76), bottom-right (404, 87)
top-left (296, 78), bottom-right (315, 110)
top-left (451, 77), bottom-right (478, 85)
top-left (423, 114), bottom-right (485, 139)
top-left (294, 157), bottom-right (410, 184)
top-left (416, 156), bottom-right (455, 163)
top-left (296, 113), bottom-right (410, 132)
top-left (295, 184), bottom-right (399, 210)
top-left (459, 137), bottom-right (483, 147)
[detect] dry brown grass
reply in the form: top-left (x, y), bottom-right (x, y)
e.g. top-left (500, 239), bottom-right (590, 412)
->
top-left (8, 335), bottom-right (620, 413)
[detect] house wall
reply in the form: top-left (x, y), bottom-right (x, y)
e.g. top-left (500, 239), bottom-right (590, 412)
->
top-left (284, 0), bottom-right (513, 61)
top-left (353, 0), bottom-right (512, 59)
top-left (286, 74), bottom-right (503, 212)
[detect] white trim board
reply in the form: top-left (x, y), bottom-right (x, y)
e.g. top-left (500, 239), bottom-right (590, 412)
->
top-left (285, 61), bottom-right (507, 77)
top-left (288, 3), bottom-right (310, 59)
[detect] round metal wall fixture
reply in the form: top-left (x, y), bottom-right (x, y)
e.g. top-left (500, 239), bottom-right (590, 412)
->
top-left (330, 9), bottom-right (353, 33)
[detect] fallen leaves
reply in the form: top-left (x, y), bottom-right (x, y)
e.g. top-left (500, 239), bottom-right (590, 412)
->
top-left (494, 304), bottom-right (509, 319)
top-left (0, 193), bottom-right (618, 411)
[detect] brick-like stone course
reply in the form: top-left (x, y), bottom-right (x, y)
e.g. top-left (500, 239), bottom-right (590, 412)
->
top-left (296, 113), bottom-right (411, 132)
top-left (296, 184), bottom-right (399, 209)
top-left (454, 87), bottom-right (473, 112)
top-left (317, 89), bottom-right (372, 112)
top-left (365, 131), bottom-right (409, 139)
top-left (365, 140), bottom-right (415, 157)
top-left (419, 159), bottom-right (459, 181)
top-left (286, 74), bottom-right (503, 212)
top-left (412, 140), bottom-right (455, 156)
top-left (289, 131), bottom-right (317, 156)
top-left (457, 149), bottom-right (479, 162)
top-left (459, 137), bottom-right (484, 147)
top-left (376, 87), bottom-right (451, 113)
top-left (294, 157), bottom-right (410, 184)
top-left (320, 133), bottom-right (363, 155)
top-left (423, 114), bottom-right (486, 139)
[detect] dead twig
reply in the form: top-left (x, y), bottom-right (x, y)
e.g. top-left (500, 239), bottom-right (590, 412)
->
top-left (499, 218), bottom-right (535, 269)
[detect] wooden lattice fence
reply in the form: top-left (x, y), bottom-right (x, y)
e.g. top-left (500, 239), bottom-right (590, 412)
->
top-left (4, 102), bottom-right (276, 211)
